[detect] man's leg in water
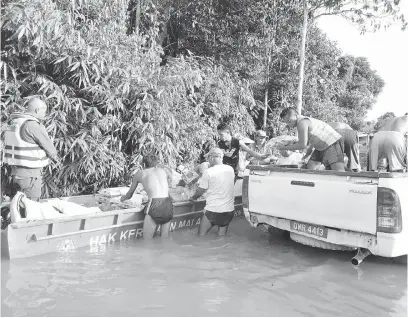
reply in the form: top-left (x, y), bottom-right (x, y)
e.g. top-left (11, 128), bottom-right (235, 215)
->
top-left (198, 213), bottom-right (213, 236)
top-left (143, 215), bottom-right (158, 239)
top-left (160, 221), bottom-right (171, 238)
top-left (217, 225), bottom-right (229, 236)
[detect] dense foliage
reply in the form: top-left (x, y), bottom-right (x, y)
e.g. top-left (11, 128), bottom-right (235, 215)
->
top-left (1, 0), bottom-right (403, 197)
top-left (1, 0), bottom-right (255, 196)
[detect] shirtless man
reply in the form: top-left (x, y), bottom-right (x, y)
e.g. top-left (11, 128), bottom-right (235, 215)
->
top-left (121, 154), bottom-right (173, 239)
top-left (369, 114), bottom-right (408, 172)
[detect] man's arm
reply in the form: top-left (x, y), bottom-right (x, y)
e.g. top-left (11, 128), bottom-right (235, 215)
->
top-left (239, 141), bottom-right (269, 159)
top-left (157, 164), bottom-right (173, 186)
top-left (190, 187), bottom-right (207, 201)
top-left (121, 171), bottom-right (140, 202)
top-left (190, 169), bottom-right (209, 201)
top-left (303, 145), bottom-right (314, 160)
top-left (23, 121), bottom-right (59, 162)
top-left (278, 120), bottom-right (309, 151)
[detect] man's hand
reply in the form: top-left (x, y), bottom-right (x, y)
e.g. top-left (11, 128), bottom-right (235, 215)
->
top-left (50, 155), bottom-right (61, 166)
top-left (120, 194), bottom-right (129, 202)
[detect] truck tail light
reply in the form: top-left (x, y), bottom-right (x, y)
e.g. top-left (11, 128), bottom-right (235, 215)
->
top-left (377, 187), bottom-right (402, 233)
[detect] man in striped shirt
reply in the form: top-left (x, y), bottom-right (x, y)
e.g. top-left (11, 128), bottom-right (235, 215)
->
top-left (278, 108), bottom-right (345, 171)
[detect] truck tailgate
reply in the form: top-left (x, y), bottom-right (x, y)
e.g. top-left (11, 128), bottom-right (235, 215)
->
top-left (248, 168), bottom-right (379, 235)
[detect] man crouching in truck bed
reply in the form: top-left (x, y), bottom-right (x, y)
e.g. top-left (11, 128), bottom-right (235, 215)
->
top-left (189, 148), bottom-right (235, 236)
top-left (278, 107), bottom-right (345, 171)
top-left (368, 114), bottom-right (408, 172)
top-left (121, 154), bottom-right (173, 239)
top-left (303, 122), bottom-right (362, 172)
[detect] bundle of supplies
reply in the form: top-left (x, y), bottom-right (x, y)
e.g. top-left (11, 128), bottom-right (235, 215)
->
top-left (266, 135), bottom-right (305, 166)
top-left (97, 187), bottom-right (145, 211)
top-left (176, 164), bottom-right (200, 185)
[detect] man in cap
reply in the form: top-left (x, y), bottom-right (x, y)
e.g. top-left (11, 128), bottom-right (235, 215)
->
top-left (247, 130), bottom-right (274, 165)
top-left (189, 148), bottom-right (235, 236)
top-left (3, 97), bottom-right (59, 202)
top-left (216, 123), bottom-right (269, 181)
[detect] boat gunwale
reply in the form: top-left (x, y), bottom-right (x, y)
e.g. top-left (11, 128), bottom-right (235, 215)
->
top-left (7, 198), bottom-right (209, 230)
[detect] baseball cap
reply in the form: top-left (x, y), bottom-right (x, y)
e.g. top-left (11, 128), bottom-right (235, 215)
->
top-left (204, 148), bottom-right (224, 158)
top-left (255, 130), bottom-right (267, 137)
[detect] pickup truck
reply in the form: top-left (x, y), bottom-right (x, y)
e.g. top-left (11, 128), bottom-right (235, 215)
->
top-left (242, 165), bottom-right (408, 264)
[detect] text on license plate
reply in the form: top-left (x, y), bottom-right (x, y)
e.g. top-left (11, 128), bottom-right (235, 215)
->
top-left (290, 221), bottom-right (328, 239)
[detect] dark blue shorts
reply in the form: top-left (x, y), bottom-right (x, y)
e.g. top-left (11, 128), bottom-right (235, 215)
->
top-left (205, 210), bottom-right (234, 227)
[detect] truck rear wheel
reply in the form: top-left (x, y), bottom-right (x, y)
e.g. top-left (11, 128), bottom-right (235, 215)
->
top-left (290, 232), bottom-right (355, 251)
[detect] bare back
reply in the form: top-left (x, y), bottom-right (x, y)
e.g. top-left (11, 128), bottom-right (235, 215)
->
top-left (378, 115), bottom-right (408, 134)
top-left (137, 167), bottom-right (169, 199)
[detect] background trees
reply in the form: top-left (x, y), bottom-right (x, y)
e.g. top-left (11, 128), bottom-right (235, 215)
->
top-left (1, 0), bottom-right (255, 196)
top-left (1, 0), bottom-right (403, 197)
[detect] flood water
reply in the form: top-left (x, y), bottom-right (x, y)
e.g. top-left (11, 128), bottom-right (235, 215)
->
top-left (1, 218), bottom-right (407, 317)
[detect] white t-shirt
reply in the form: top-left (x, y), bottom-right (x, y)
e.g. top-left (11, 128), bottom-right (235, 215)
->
top-left (198, 164), bottom-right (235, 213)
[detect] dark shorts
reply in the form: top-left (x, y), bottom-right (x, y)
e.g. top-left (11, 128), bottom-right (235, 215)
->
top-left (310, 139), bottom-right (344, 168)
top-left (144, 197), bottom-right (174, 225)
top-left (337, 129), bottom-right (360, 170)
top-left (205, 210), bottom-right (234, 227)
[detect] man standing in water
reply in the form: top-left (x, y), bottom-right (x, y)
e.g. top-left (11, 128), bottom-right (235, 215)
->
top-left (121, 154), bottom-right (174, 239)
top-left (189, 148), bottom-right (235, 236)
top-left (3, 97), bottom-right (59, 201)
top-left (278, 107), bottom-right (345, 171)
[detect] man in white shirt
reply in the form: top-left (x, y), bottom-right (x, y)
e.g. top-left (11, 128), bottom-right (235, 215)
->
top-left (189, 148), bottom-right (235, 236)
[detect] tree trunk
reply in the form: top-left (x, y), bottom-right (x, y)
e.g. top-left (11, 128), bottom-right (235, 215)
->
top-left (263, 86), bottom-right (269, 129)
top-left (135, 0), bottom-right (141, 34)
top-left (297, 0), bottom-right (308, 115)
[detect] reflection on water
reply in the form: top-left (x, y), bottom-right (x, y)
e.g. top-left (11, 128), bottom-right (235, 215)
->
top-left (1, 218), bottom-right (407, 317)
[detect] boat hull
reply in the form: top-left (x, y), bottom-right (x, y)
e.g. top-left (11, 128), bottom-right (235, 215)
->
top-left (1, 196), bottom-right (243, 260)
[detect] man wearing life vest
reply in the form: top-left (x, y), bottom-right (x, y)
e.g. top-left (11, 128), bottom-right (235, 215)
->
top-left (3, 97), bottom-right (59, 201)
top-left (278, 107), bottom-right (345, 171)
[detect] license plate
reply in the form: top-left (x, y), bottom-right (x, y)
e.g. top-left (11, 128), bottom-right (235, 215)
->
top-left (290, 221), bottom-right (328, 239)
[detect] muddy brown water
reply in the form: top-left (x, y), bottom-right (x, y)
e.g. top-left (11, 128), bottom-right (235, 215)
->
top-left (1, 218), bottom-right (407, 317)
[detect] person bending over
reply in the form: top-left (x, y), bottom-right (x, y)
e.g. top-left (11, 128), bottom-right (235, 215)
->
top-left (278, 107), bottom-right (345, 171)
top-left (368, 114), bottom-right (407, 172)
top-left (121, 154), bottom-right (173, 239)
